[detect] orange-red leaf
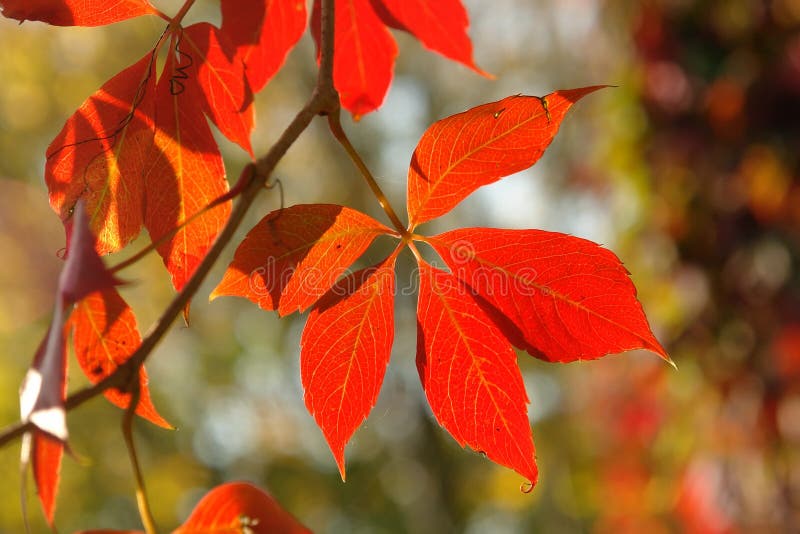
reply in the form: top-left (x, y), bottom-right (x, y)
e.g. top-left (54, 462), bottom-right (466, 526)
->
top-left (182, 23), bottom-right (255, 157)
top-left (45, 52), bottom-right (156, 255)
top-left (407, 86), bottom-right (606, 228)
top-left (211, 204), bottom-right (392, 315)
top-left (312, 0), bottom-right (398, 118)
top-left (429, 228), bottom-right (669, 363)
top-left (416, 262), bottom-right (538, 485)
top-left (374, 0), bottom-right (487, 76)
top-left (301, 258), bottom-right (396, 480)
top-left (0, 0), bottom-right (157, 26)
top-left (32, 431), bottom-right (63, 525)
top-left (70, 288), bottom-right (170, 428)
top-left (221, 0), bottom-right (307, 93)
top-left (143, 39), bottom-right (231, 291)
top-left (174, 481), bottom-right (311, 534)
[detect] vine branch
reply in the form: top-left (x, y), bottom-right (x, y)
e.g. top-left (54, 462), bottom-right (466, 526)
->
top-left (0, 0), bottom-right (339, 449)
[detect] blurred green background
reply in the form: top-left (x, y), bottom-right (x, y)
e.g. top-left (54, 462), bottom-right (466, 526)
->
top-left (1, 0), bottom-right (799, 532)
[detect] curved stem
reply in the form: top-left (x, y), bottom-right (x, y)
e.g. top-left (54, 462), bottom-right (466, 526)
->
top-left (170, 0), bottom-right (196, 27)
top-left (122, 382), bottom-right (158, 534)
top-left (327, 109), bottom-right (408, 235)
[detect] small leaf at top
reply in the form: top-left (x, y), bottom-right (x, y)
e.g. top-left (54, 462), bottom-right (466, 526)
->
top-left (70, 288), bottom-right (171, 428)
top-left (211, 204), bottom-right (393, 316)
top-left (46, 52), bottom-right (156, 255)
top-left (174, 481), bottom-right (311, 533)
top-left (143, 38), bottom-right (231, 292)
top-left (416, 261), bottom-right (538, 485)
top-left (0, 0), bottom-right (157, 26)
top-left (429, 228), bottom-right (669, 363)
top-left (407, 86), bottom-right (607, 228)
top-left (373, 0), bottom-right (489, 77)
top-left (311, 0), bottom-right (398, 118)
top-left (182, 22), bottom-right (255, 157)
top-left (220, 0), bottom-right (307, 93)
top-left (301, 257), bottom-right (396, 480)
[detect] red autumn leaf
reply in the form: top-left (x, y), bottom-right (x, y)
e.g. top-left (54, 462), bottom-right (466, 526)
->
top-left (373, 0), bottom-right (488, 76)
top-left (312, 0), bottom-right (398, 118)
top-left (74, 531), bottom-right (144, 534)
top-left (32, 431), bottom-right (64, 525)
top-left (143, 38), bottom-right (231, 292)
top-left (0, 0), bottom-right (157, 26)
top-left (428, 228), bottom-right (669, 363)
top-left (174, 481), bottom-right (311, 534)
top-left (406, 86), bottom-right (607, 228)
top-left (415, 262), bottom-right (538, 485)
top-left (45, 52), bottom-right (156, 255)
top-left (300, 257), bottom-right (396, 480)
top-left (181, 23), bottom-right (255, 157)
top-left (220, 0), bottom-right (307, 93)
top-left (70, 288), bottom-right (171, 428)
top-left (211, 204), bottom-right (392, 316)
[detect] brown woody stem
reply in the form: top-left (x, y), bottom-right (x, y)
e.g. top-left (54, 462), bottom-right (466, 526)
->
top-left (0, 0), bottom-right (339, 449)
top-left (327, 109), bottom-right (408, 235)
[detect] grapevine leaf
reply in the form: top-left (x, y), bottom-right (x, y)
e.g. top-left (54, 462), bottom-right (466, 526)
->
top-left (373, 0), bottom-right (488, 76)
top-left (416, 262), bottom-right (538, 485)
top-left (312, 0), bottom-right (398, 118)
top-left (0, 0), bottom-right (157, 26)
top-left (220, 0), bottom-right (307, 93)
top-left (211, 204), bottom-right (392, 316)
top-left (174, 482), bottom-right (311, 533)
top-left (182, 22), bottom-right (255, 157)
top-left (429, 228), bottom-right (669, 362)
top-left (143, 38), bottom-right (231, 291)
top-left (407, 86), bottom-right (607, 228)
top-left (301, 258), bottom-right (396, 480)
top-left (70, 288), bottom-right (171, 428)
top-left (45, 52), bottom-right (156, 255)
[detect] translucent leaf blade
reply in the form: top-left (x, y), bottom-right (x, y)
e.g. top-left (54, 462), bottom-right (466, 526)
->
top-left (0, 0), bottom-right (157, 26)
top-left (430, 228), bottom-right (669, 362)
top-left (407, 86), bottom-right (606, 228)
top-left (220, 0), bottom-right (307, 93)
top-left (32, 431), bottom-right (64, 525)
top-left (70, 288), bottom-right (171, 428)
top-left (416, 262), bottom-right (538, 485)
top-left (211, 204), bottom-right (392, 315)
top-left (301, 258), bottom-right (396, 480)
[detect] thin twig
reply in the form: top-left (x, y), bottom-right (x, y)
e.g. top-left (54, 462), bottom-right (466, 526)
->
top-left (0, 0), bottom-right (339, 449)
top-left (121, 381), bottom-right (158, 534)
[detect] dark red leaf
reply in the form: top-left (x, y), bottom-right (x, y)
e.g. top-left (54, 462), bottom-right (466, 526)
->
top-left (211, 204), bottom-right (392, 316)
top-left (416, 262), bottom-right (538, 485)
top-left (312, 0), bottom-right (398, 118)
top-left (373, 0), bottom-right (488, 76)
top-left (0, 0), bottom-right (157, 26)
top-left (70, 288), bottom-right (171, 428)
top-left (428, 228), bottom-right (669, 363)
top-left (174, 482), bottom-right (311, 533)
top-left (407, 87), bottom-right (607, 228)
top-left (301, 258), bottom-right (396, 479)
top-left (220, 0), bottom-right (307, 93)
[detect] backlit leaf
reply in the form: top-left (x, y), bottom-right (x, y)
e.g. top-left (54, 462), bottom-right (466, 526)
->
top-left (174, 481), bottom-right (311, 533)
top-left (211, 204), bottom-right (392, 316)
top-left (416, 262), bottom-right (538, 484)
top-left (301, 258), bottom-right (396, 480)
top-left (221, 0), bottom-right (307, 93)
top-left (374, 0), bottom-right (488, 76)
top-left (429, 228), bottom-right (669, 362)
top-left (182, 23), bottom-right (255, 157)
top-left (0, 0), bottom-right (157, 26)
top-left (70, 288), bottom-right (170, 428)
top-left (407, 86), bottom-right (606, 228)
top-left (32, 431), bottom-right (63, 525)
top-left (312, 0), bottom-right (398, 118)
top-left (45, 52), bottom-right (156, 255)
top-left (143, 39), bottom-right (231, 291)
